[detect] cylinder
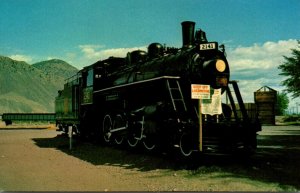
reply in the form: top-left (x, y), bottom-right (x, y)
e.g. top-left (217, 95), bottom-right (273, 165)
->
top-left (181, 21), bottom-right (195, 48)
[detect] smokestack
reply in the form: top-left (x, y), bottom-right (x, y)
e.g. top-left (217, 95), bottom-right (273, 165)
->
top-left (181, 21), bottom-right (195, 48)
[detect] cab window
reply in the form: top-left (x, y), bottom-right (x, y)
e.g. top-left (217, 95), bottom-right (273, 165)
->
top-left (87, 69), bottom-right (94, 87)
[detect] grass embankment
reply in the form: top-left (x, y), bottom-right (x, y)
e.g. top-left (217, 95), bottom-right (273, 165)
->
top-left (0, 121), bottom-right (56, 129)
top-left (276, 115), bottom-right (300, 125)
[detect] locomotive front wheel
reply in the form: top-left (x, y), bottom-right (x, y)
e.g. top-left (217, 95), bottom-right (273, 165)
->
top-left (179, 133), bottom-right (193, 157)
top-left (113, 114), bottom-right (125, 145)
top-left (142, 135), bottom-right (156, 150)
top-left (127, 133), bottom-right (139, 147)
top-left (103, 114), bottom-right (113, 143)
top-left (127, 123), bottom-right (140, 147)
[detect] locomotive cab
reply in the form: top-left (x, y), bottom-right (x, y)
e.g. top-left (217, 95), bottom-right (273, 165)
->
top-left (55, 73), bottom-right (81, 133)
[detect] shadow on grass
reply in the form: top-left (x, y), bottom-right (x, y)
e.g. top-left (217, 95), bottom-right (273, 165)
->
top-left (32, 132), bottom-right (300, 191)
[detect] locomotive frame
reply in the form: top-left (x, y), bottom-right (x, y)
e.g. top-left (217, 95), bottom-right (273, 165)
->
top-left (55, 21), bottom-right (261, 157)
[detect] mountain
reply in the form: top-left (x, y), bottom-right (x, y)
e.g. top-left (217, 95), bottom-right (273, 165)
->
top-left (0, 56), bottom-right (78, 114)
top-left (32, 59), bottom-right (78, 81)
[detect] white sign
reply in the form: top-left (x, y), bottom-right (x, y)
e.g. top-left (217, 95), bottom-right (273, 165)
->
top-left (201, 89), bottom-right (222, 115)
top-left (191, 84), bottom-right (210, 99)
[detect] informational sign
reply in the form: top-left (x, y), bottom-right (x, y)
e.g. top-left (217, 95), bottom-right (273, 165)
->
top-left (191, 85), bottom-right (222, 152)
top-left (191, 84), bottom-right (210, 99)
top-left (201, 88), bottom-right (222, 115)
top-left (191, 84), bottom-right (211, 152)
top-left (191, 85), bottom-right (223, 151)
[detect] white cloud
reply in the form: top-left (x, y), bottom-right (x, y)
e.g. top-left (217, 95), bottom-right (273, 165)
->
top-left (99, 47), bottom-right (147, 59)
top-left (78, 45), bottom-right (105, 60)
top-left (9, 54), bottom-right (33, 63)
top-left (228, 39), bottom-right (297, 71)
top-left (78, 44), bottom-right (147, 62)
top-left (226, 39), bottom-right (299, 106)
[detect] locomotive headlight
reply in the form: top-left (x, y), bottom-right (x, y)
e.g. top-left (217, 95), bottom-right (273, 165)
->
top-left (216, 60), bottom-right (226, 72)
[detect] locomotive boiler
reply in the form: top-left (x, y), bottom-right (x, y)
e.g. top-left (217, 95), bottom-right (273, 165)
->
top-left (55, 21), bottom-right (261, 157)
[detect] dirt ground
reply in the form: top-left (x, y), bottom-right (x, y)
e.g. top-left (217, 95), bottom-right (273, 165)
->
top-left (0, 123), bottom-right (300, 191)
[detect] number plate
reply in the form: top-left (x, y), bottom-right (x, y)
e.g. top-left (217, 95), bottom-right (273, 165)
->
top-left (199, 42), bottom-right (217, 50)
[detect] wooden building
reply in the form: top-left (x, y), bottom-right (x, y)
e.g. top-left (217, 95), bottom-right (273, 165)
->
top-left (254, 86), bottom-right (277, 125)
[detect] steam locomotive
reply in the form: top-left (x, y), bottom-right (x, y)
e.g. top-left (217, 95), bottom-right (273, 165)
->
top-left (55, 21), bottom-right (261, 157)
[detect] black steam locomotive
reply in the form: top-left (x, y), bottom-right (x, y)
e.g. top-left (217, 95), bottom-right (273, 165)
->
top-left (55, 21), bottom-right (261, 157)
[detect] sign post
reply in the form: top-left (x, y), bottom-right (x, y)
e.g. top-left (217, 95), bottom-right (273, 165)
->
top-left (191, 84), bottom-right (210, 152)
top-left (68, 125), bottom-right (73, 150)
top-left (198, 99), bottom-right (202, 151)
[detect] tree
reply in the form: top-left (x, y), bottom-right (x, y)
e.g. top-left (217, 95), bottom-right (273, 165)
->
top-left (275, 92), bottom-right (289, 115)
top-left (278, 40), bottom-right (300, 98)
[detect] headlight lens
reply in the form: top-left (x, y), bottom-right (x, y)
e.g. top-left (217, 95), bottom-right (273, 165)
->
top-left (216, 60), bottom-right (226, 72)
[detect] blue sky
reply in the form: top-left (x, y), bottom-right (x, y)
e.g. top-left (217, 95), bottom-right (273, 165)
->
top-left (0, 0), bottom-right (300, 111)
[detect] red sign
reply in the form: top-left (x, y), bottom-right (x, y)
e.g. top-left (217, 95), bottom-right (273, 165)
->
top-left (191, 84), bottom-right (210, 99)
